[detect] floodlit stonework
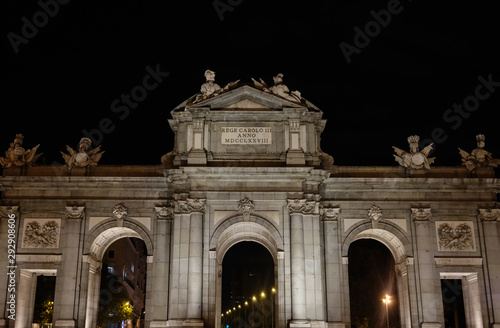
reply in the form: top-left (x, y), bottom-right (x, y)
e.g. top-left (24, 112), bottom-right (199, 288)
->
top-left (0, 75), bottom-right (499, 328)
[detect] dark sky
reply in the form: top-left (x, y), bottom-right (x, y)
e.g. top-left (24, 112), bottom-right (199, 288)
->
top-left (2, 1), bottom-right (500, 167)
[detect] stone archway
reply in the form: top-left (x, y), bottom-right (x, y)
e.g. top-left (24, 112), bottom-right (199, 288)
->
top-left (343, 224), bottom-right (412, 328)
top-left (83, 220), bottom-right (154, 328)
top-left (211, 215), bottom-right (284, 328)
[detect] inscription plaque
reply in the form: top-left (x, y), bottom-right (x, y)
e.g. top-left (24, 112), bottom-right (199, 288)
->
top-left (221, 127), bottom-right (272, 144)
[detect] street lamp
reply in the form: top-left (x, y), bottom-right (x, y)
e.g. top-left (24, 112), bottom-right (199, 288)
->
top-left (252, 296), bottom-right (257, 328)
top-left (260, 292), bottom-right (266, 328)
top-left (382, 295), bottom-right (391, 328)
top-left (271, 288), bottom-right (276, 328)
top-left (244, 301), bottom-right (248, 326)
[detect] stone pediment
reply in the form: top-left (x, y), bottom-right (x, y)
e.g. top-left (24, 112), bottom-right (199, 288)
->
top-left (178, 85), bottom-right (308, 111)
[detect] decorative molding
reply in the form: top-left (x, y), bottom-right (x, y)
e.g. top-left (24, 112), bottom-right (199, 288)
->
top-left (209, 250), bottom-right (217, 259)
top-left (16, 254), bottom-right (62, 263)
top-left (434, 257), bottom-right (482, 267)
top-left (65, 206), bottom-right (85, 219)
top-left (368, 205), bottom-right (382, 221)
top-left (176, 198), bottom-right (206, 214)
top-left (277, 250), bottom-right (284, 260)
top-left (411, 207), bottom-right (431, 221)
top-left (478, 208), bottom-right (500, 221)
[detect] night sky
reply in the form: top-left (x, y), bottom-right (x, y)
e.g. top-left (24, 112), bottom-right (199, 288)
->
top-left (2, 1), bottom-right (500, 168)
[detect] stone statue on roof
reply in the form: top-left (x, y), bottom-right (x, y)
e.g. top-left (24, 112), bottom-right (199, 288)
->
top-left (61, 137), bottom-right (104, 170)
top-left (0, 134), bottom-right (42, 168)
top-left (252, 73), bottom-right (302, 103)
top-left (393, 135), bottom-right (435, 170)
top-left (458, 134), bottom-right (500, 171)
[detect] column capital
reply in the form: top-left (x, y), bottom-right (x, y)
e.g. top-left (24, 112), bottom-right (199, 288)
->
top-left (478, 208), bottom-right (500, 221)
top-left (320, 206), bottom-right (340, 221)
top-left (154, 205), bottom-right (174, 220)
top-left (0, 205), bottom-right (19, 218)
top-left (65, 206), bottom-right (85, 219)
top-left (175, 198), bottom-right (206, 214)
top-left (411, 207), bottom-right (431, 221)
top-left (287, 198), bottom-right (319, 214)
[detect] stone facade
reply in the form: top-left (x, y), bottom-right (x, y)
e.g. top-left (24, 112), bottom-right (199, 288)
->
top-left (0, 79), bottom-right (499, 328)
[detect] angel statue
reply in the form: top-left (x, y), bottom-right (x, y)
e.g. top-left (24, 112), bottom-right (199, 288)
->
top-left (0, 134), bottom-right (42, 168)
top-left (458, 134), bottom-right (500, 171)
top-left (61, 137), bottom-right (104, 170)
top-left (393, 135), bottom-right (435, 170)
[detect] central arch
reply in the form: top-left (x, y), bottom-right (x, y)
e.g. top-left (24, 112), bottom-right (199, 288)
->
top-left (211, 215), bottom-right (284, 328)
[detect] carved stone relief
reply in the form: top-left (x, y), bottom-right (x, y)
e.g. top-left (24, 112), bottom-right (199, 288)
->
top-left (436, 221), bottom-right (476, 251)
top-left (22, 219), bottom-right (61, 248)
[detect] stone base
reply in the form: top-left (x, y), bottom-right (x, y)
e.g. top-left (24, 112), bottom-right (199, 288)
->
top-left (286, 150), bottom-right (306, 165)
top-left (150, 321), bottom-right (168, 327)
top-left (187, 150), bottom-right (207, 165)
top-left (183, 319), bottom-right (204, 328)
top-left (327, 322), bottom-right (346, 328)
top-left (421, 322), bottom-right (441, 328)
top-left (54, 319), bottom-right (76, 327)
top-left (289, 319), bottom-right (311, 328)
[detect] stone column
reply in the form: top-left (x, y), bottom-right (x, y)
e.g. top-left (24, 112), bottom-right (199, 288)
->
top-left (412, 209), bottom-right (442, 328)
top-left (178, 198), bottom-right (206, 327)
top-left (321, 206), bottom-right (345, 328)
top-left (478, 209), bottom-right (500, 328)
top-left (288, 199), bottom-right (315, 327)
top-left (148, 206), bottom-right (173, 325)
top-left (83, 257), bottom-right (101, 328)
top-left (15, 270), bottom-right (37, 328)
top-left (0, 206), bottom-right (19, 328)
top-left (53, 206), bottom-right (85, 328)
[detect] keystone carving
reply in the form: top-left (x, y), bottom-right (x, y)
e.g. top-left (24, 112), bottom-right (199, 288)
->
top-left (368, 205), bottom-right (383, 221)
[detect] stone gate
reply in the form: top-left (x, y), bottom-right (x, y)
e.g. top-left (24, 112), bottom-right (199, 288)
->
top-left (0, 72), bottom-right (499, 328)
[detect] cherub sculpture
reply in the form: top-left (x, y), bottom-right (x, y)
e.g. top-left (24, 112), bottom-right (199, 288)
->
top-left (61, 137), bottom-right (104, 170)
top-left (393, 135), bottom-right (435, 170)
top-left (252, 73), bottom-right (302, 103)
top-left (0, 134), bottom-right (42, 168)
top-left (458, 134), bottom-right (500, 171)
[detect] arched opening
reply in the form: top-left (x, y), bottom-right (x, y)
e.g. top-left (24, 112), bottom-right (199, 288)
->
top-left (221, 241), bottom-right (275, 328)
top-left (98, 237), bottom-right (147, 328)
top-left (84, 225), bottom-right (153, 328)
top-left (348, 239), bottom-right (401, 328)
